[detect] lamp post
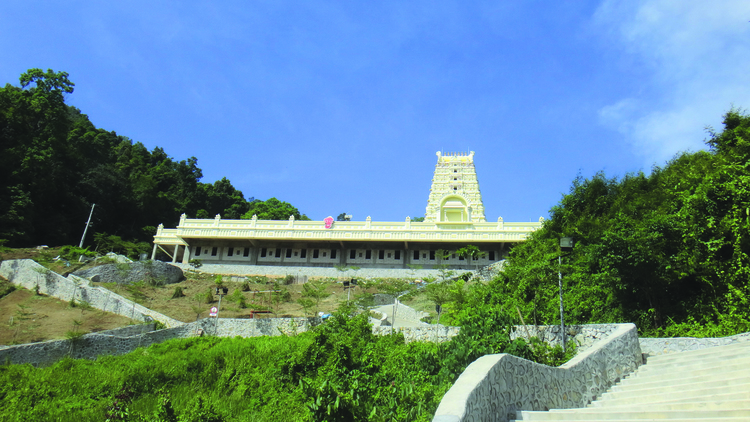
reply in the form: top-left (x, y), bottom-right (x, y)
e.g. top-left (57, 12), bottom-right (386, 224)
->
top-left (343, 278), bottom-right (357, 303)
top-left (558, 237), bottom-right (574, 353)
top-left (214, 286), bottom-right (228, 335)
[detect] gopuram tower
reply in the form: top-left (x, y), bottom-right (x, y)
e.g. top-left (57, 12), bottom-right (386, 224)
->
top-left (424, 151), bottom-right (487, 223)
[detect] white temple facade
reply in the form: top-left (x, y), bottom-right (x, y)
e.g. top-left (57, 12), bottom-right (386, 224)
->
top-left (152, 152), bottom-right (542, 269)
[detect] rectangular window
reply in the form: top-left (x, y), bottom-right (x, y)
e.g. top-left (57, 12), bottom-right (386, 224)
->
top-left (275, 249), bottom-right (281, 258)
top-left (387, 252), bottom-right (391, 258)
top-left (394, 251), bottom-right (400, 260)
top-left (378, 250), bottom-right (384, 260)
top-left (301, 249), bottom-right (307, 258)
top-left (260, 248), bottom-right (267, 257)
top-left (430, 251), bottom-right (436, 260)
top-left (195, 246), bottom-right (201, 256)
top-left (489, 251), bottom-right (495, 260)
top-left (331, 250), bottom-right (337, 259)
top-left (423, 253), bottom-right (427, 259)
top-left (323, 251), bottom-right (327, 257)
top-left (350, 249), bottom-right (356, 259)
top-left (413, 250), bottom-right (419, 260)
top-left (211, 247), bottom-right (218, 256)
top-left (243, 247), bottom-right (250, 257)
top-left (365, 250), bottom-right (371, 260)
top-left (313, 249), bottom-right (319, 259)
top-left (228, 247), bottom-right (234, 257)
top-left (286, 248), bottom-right (292, 258)
top-left (459, 255), bottom-right (465, 261)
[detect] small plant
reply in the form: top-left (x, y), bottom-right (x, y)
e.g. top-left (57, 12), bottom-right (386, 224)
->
top-left (65, 330), bottom-right (85, 342)
top-left (240, 281), bottom-right (251, 292)
top-left (171, 286), bottom-right (185, 299)
top-left (190, 305), bottom-right (204, 321)
top-left (214, 274), bottom-right (223, 286)
top-left (283, 274), bottom-right (295, 285)
top-left (203, 288), bottom-right (214, 304)
top-left (188, 258), bottom-right (203, 270)
top-left (230, 288), bottom-right (247, 308)
top-left (77, 300), bottom-right (94, 312)
top-left (59, 245), bottom-right (96, 262)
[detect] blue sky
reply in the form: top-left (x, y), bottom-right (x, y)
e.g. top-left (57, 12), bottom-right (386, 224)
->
top-left (2, 1), bottom-right (749, 223)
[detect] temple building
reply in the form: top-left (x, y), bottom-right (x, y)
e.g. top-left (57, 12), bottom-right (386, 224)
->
top-left (152, 151), bottom-right (542, 269)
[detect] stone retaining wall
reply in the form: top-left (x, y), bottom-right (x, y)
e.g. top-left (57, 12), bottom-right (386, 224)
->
top-left (510, 324), bottom-right (621, 352)
top-left (639, 331), bottom-right (750, 356)
top-left (0, 259), bottom-right (184, 328)
top-left (432, 323), bottom-right (642, 422)
top-left (0, 317), bottom-right (322, 366)
top-left (373, 325), bottom-right (461, 343)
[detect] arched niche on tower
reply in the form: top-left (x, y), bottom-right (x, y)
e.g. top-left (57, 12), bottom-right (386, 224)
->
top-left (439, 194), bottom-right (472, 222)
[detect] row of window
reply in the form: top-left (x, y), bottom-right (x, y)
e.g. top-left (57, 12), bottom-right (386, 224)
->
top-left (194, 246), bottom-right (495, 261)
top-left (194, 246), bottom-right (251, 257)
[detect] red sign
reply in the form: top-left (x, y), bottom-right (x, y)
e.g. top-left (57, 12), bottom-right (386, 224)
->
top-left (324, 216), bottom-right (334, 229)
top-left (209, 306), bottom-right (218, 316)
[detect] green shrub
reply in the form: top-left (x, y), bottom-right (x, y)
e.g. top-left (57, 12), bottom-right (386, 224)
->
top-left (188, 259), bottom-right (203, 269)
top-left (203, 288), bottom-right (214, 304)
top-left (59, 245), bottom-right (96, 262)
top-left (171, 286), bottom-right (185, 299)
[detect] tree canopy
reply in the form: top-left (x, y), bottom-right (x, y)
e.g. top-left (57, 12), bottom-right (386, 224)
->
top-left (490, 109), bottom-right (750, 336)
top-left (0, 69), bottom-right (309, 248)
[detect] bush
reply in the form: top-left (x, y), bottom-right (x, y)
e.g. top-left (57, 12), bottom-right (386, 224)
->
top-left (171, 286), bottom-right (185, 299)
top-left (203, 288), bottom-right (214, 304)
top-left (59, 245), bottom-right (96, 262)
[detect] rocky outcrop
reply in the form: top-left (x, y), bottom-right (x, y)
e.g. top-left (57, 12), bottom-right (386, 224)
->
top-left (74, 260), bottom-right (184, 285)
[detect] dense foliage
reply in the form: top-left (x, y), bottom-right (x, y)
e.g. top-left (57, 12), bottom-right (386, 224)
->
top-left (0, 304), bottom-right (571, 422)
top-left (0, 69), bottom-right (307, 250)
top-left (493, 109), bottom-right (750, 336)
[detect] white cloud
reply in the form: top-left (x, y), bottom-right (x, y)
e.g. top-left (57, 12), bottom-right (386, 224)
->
top-left (594, 0), bottom-right (750, 164)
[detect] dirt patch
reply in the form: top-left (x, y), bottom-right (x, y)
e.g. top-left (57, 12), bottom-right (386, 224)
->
top-left (94, 272), bottom-right (376, 322)
top-left (0, 279), bottom-right (136, 346)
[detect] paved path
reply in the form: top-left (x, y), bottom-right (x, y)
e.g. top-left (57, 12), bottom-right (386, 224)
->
top-left (372, 304), bottom-right (425, 328)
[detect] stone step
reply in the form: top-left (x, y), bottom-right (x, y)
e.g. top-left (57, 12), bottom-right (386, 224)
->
top-left (644, 341), bottom-right (750, 363)
top-left (513, 418), bottom-right (749, 422)
top-left (608, 375), bottom-right (750, 396)
top-left (590, 391), bottom-right (750, 409)
top-left (619, 361), bottom-right (750, 383)
top-left (615, 367), bottom-right (750, 389)
top-left (635, 356), bottom-right (750, 377)
top-left (594, 383), bottom-right (750, 407)
top-left (643, 349), bottom-right (750, 370)
top-left (573, 398), bottom-right (750, 412)
top-left (511, 342), bottom-right (750, 422)
top-left (515, 408), bottom-right (750, 420)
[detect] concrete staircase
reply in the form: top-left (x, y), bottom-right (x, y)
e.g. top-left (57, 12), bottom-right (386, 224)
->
top-left (512, 341), bottom-right (750, 421)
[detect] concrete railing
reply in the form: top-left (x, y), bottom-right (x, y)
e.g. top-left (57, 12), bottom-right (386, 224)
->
top-left (432, 323), bottom-right (642, 422)
top-left (0, 259), bottom-right (184, 328)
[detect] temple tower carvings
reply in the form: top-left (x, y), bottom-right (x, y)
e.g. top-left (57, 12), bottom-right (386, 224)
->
top-left (424, 151), bottom-right (487, 223)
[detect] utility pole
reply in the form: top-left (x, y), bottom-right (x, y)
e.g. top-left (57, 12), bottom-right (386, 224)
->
top-left (79, 203), bottom-right (96, 248)
top-left (558, 237), bottom-right (575, 353)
